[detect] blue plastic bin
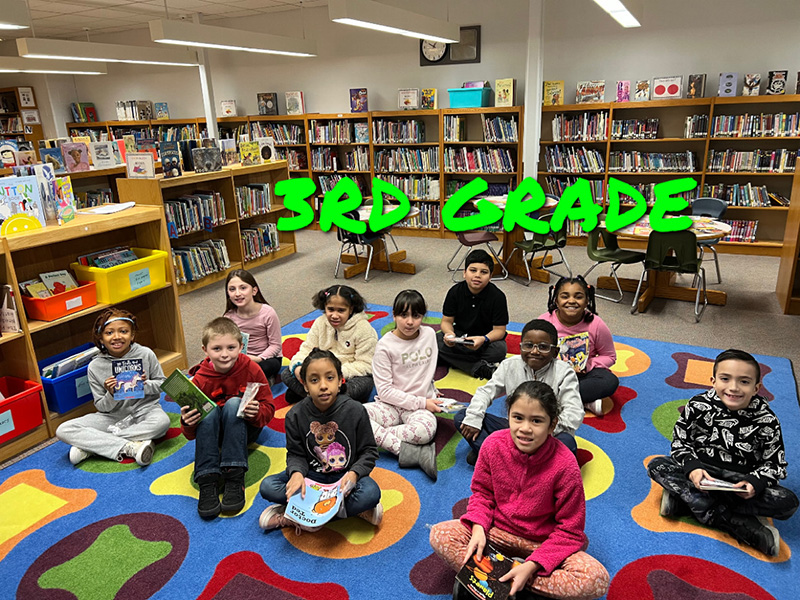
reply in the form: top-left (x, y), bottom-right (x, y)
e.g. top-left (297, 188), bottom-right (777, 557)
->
top-left (38, 343), bottom-right (96, 414)
top-left (448, 87), bottom-right (492, 108)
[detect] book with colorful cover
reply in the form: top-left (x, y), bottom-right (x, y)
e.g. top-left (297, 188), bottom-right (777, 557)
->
top-left (14, 150), bottom-right (36, 166)
top-left (455, 543), bottom-right (522, 600)
top-left (616, 80), bottom-right (630, 103)
top-left (257, 92), bottom-right (279, 116)
top-left (558, 332), bottom-right (590, 372)
top-left (113, 358), bottom-right (145, 401)
top-left (285, 91), bottom-right (305, 115)
top-left (652, 76), bottom-right (682, 99)
top-left (40, 147), bottom-right (66, 174)
top-left (0, 174), bottom-right (47, 227)
top-left (61, 142), bottom-right (90, 172)
top-left (122, 135), bottom-right (137, 156)
top-left (20, 279), bottom-right (50, 298)
top-left (125, 152), bottom-right (155, 178)
top-left (154, 102), bottom-right (170, 120)
top-left (634, 79), bottom-right (650, 101)
top-left (161, 369), bottom-right (217, 419)
top-left (39, 269), bottom-right (79, 295)
top-left (55, 176), bottom-right (77, 222)
top-left (136, 139), bottom-right (158, 161)
top-left (742, 73), bottom-right (761, 96)
top-left (421, 88), bottom-right (437, 109)
top-left (89, 141), bottom-right (117, 169)
top-left (192, 147), bottom-right (223, 173)
top-left (766, 70), bottom-right (788, 95)
top-left (0, 139), bottom-right (19, 167)
top-left (398, 88), bottom-right (420, 110)
top-left (576, 80), bottom-right (605, 104)
top-left (353, 124), bottom-right (369, 144)
top-left (220, 100), bottom-right (237, 117)
top-left (285, 478), bottom-right (346, 528)
top-left (687, 74), bottom-right (707, 98)
top-left (349, 88), bottom-right (368, 113)
top-left (255, 137), bottom-right (276, 162)
top-left (12, 162), bottom-right (58, 222)
top-left (495, 78), bottom-right (514, 107)
top-left (239, 141), bottom-right (261, 166)
top-left (159, 140), bottom-right (182, 178)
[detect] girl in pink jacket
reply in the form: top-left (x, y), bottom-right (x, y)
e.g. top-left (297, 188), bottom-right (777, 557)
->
top-left (430, 380), bottom-right (608, 600)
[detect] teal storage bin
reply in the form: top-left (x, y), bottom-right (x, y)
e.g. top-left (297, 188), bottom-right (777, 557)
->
top-left (448, 87), bottom-right (492, 108)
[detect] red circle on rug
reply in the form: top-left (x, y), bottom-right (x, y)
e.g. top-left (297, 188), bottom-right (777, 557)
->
top-left (608, 554), bottom-right (776, 600)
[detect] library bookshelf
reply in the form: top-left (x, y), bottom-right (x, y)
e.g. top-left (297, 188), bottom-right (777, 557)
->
top-left (0, 205), bottom-right (188, 462)
top-left (1, 86), bottom-right (44, 159)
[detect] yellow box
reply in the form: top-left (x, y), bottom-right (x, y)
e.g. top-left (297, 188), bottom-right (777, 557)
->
top-left (70, 248), bottom-right (168, 303)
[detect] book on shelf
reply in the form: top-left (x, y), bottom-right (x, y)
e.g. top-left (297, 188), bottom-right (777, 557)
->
top-left (159, 140), bottom-right (182, 178)
top-left (219, 139), bottom-right (237, 167)
top-left (78, 246), bottom-right (139, 268)
top-left (687, 74), bottom-right (706, 98)
top-left (718, 72), bottom-right (738, 97)
top-left (154, 102), bottom-right (170, 120)
top-left (122, 134), bottom-right (137, 156)
top-left (0, 174), bottom-right (47, 227)
top-left (192, 147), bottom-right (223, 173)
top-left (125, 152), bottom-right (155, 178)
top-left (255, 137), bottom-right (277, 162)
top-left (616, 80), bottom-right (630, 103)
top-left (10, 163), bottom-right (58, 223)
top-left (455, 543), bottom-right (522, 600)
top-left (220, 99), bottom-right (237, 117)
top-left (495, 78), bottom-right (515, 107)
top-left (172, 239), bottom-right (231, 284)
top-left (239, 141), bottom-right (261, 166)
top-left (742, 73), bottom-right (761, 96)
top-left (285, 477), bottom-right (346, 528)
top-left (55, 176), bottom-right (76, 222)
top-left (39, 269), bottom-right (79, 295)
top-left (0, 139), bottom-right (18, 167)
top-left (543, 80), bottom-right (564, 105)
top-left (576, 80), bottom-right (605, 104)
top-left (285, 91), bottom-right (305, 115)
top-left (113, 359), bottom-right (145, 401)
top-left (766, 70), bottom-right (788, 95)
top-left (61, 142), bottom-right (90, 173)
top-left (161, 369), bottom-right (217, 419)
top-left (349, 88), bottom-right (368, 113)
top-left (652, 76), bottom-right (682, 99)
top-left (89, 141), bottom-right (117, 169)
top-left (353, 123), bottom-right (369, 144)
top-left (398, 88), bottom-right (420, 110)
top-left (136, 138), bottom-right (158, 161)
top-left (19, 278), bottom-right (50, 298)
top-left (41, 347), bottom-right (99, 379)
top-left (257, 92), bottom-right (279, 116)
top-left (420, 88), bottom-right (437, 109)
top-left (14, 150), bottom-right (35, 166)
top-left (0, 284), bottom-right (21, 334)
top-left (634, 79), bottom-right (650, 101)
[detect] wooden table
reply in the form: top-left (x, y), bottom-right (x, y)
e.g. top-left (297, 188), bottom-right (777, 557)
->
top-left (596, 216), bottom-right (732, 313)
top-left (496, 195), bottom-right (560, 283)
top-left (338, 206), bottom-right (419, 279)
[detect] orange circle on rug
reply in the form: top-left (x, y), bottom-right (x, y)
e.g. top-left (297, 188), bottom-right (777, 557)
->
top-left (611, 342), bottom-right (651, 378)
top-left (283, 467), bottom-right (420, 559)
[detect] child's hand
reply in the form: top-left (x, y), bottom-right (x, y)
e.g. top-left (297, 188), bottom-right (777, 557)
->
top-left (499, 560), bottom-right (539, 596)
top-left (250, 355), bottom-right (262, 364)
top-left (180, 405), bottom-right (201, 427)
top-left (443, 333), bottom-right (457, 348)
top-left (426, 398), bottom-right (443, 413)
top-left (286, 472), bottom-right (306, 501)
top-left (339, 471), bottom-right (358, 496)
top-left (460, 423), bottom-right (481, 442)
top-left (467, 336), bottom-right (484, 349)
top-left (242, 398), bottom-right (259, 419)
top-left (689, 468), bottom-right (712, 491)
top-left (463, 524), bottom-right (486, 565)
top-left (733, 480), bottom-right (756, 499)
top-left (104, 376), bottom-right (117, 394)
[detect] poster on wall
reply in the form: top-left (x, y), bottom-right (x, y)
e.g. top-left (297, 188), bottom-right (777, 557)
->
top-left (18, 87), bottom-right (35, 107)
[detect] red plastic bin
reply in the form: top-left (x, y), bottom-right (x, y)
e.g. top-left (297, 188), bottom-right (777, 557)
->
top-left (0, 377), bottom-right (44, 444)
top-left (20, 281), bottom-right (98, 322)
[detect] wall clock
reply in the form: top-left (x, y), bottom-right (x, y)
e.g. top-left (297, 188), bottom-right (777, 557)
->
top-left (421, 40), bottom-right (447, 62)
top-left (419, 25), bottom-right (481, 66)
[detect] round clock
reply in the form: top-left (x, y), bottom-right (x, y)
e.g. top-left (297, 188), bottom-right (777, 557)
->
top-left (421, 39), bottom-right (447, 62)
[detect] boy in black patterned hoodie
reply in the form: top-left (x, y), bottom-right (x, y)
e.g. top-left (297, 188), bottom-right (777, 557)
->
top-left (648, 349), bottom-right (798, 557)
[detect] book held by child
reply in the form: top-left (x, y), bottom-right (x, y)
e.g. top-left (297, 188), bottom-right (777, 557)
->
top-left (113, 358), bottom-right (145, 401)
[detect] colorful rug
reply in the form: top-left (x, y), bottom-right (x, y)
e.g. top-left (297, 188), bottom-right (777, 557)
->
top-left (1, 306), bottom-right (798, 600)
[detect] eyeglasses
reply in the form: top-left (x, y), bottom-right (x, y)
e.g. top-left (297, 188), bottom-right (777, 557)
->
top-left (520, 342), bottom-right (555, 353)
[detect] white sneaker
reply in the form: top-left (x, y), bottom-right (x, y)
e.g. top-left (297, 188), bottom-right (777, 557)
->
top-left (69, 446), bottom-right (92, 465)
top-left (586, 399), bottom-right (604, 416)
top-left (259, 505), bottom-right (291, 531)
top-left (121, 440), bottom-right (155, 466)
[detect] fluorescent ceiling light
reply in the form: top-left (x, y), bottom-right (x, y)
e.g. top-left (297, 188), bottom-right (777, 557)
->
top-left (149, 19), bottom-right (317, 57)
top-left (10, 37), bottom-right (198, 67)
top-left (0, 1), bottom-right (30, 30)
top-left (0, 57), bottom-right (106, 74)
top-left (591, 0), bottom-right (641, 28)
top-left (329, 0), bottom-right (460, 44)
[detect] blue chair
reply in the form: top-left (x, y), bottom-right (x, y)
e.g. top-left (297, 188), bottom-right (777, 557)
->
top-left (691, 197), bottom-right (727, 285)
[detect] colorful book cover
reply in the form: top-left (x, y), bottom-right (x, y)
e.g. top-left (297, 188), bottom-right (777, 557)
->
top-left (220, 139), bottom-right (237, 167)
top-left (495, 78), bottom-right (514, 107)
top-left (113, 359), bottom-right (145, 401)
top-left (122, 135), bottom-right (137, 155)
top-left (89, 141), bottom-right (117, 169)
top-left (61, 142), bottom-right (90, 172)
top-left (23, 280), bottom-right (50, 298)
top-left (0, 139), bottom-right (19, 166)
top-left (766, 70), bottom-right (788, 95)
top-left (220, 100), bottom-right (237, 117)
top-left (239, 141), bottom-right (261, 166)
top-left (159, 140), bottom-right (182, 178)
top-left (455, 543), bottom-right (522, 600)
top-left (353, 124), bottom-right (369, 144)
top-left (257, 92), bottom-right (279, 116)
top-left (192, 147), bottom-right (223, 173)
top-left (255, 137), bottom-right (276, 162)
top-left (687, 74), bottom-right (707, 98)
top-left (652, 76), bottom-right (682, 99)
top-left (11, 163), bottom-right (58, 222)
top-left (0, 175), bottom-right (47, 227)
top-left (742, 73), bottom-right (761, 96)
top-left (349, 88), bottom-right (368, 113)
top-left (154, 102), bottom-right (170, 120)
top-left (634, 79), bottom-right (650, 101)
top-left (616, 80), bottom-right (630, 103)
top-left (39, 269), bottom-right (78, 295)
top-left (398, 88), bottom-right (420, 110)
top-left (285, 91), bottom-right (305, 115)
top-left (718, 72), bottom-right (738, 97)
top-left (576, 80), bottom-right (605, 104)
top-left (55, 176), bottom-right (76, 223)
top-left (125, 152), bottom-right (155, 178)
top-left (420, 88), bottom-right (437, 109)
top-left (161, 369), bottom-right (217, 419)
top-left (558, 332), bottom-right (590, 372)
top-left (14, 150), bottom-right (36, 166)
top-left (39, 148), bottom-right (66, 174)
top-left (136, 139), bottom-right (158, 161)
top-left (285, 478), bottom-right (346, 528)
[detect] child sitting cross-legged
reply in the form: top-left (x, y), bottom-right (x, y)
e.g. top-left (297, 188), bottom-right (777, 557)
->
top-left (648, 348), bottom-right (798, 557)
top-left (259, 348), bottom-right (383, 532)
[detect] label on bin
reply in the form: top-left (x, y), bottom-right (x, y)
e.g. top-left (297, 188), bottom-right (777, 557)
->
top-left (75, 375), bottom-right (91, 398)
top-left (129, 268), bottom-right (151, 291)
top-left (65, 297), bottom-right (83, 311)
top-left (0, 410), bottom-right (14, 437)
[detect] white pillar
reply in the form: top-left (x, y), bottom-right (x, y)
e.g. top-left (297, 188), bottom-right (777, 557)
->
top-left (522, 0), bottom-right (544, 179)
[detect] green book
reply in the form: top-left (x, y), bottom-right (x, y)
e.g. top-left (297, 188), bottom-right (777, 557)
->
top-left (160, 369), bottom-right (217, 419)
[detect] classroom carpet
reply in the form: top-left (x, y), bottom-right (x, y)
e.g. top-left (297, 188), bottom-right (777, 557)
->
top-left (1, 306), bottom-right (799, 600)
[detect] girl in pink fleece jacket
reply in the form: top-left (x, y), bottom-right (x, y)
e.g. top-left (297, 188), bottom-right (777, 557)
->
top-left (430, 381), bottom-right (609, 600)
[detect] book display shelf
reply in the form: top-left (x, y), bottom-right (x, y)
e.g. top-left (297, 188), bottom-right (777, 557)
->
top-left (117, 162), bottom-right (297, 296)
top-left (250, 115), bottom-right (309, 178)
top-left (0, 205), bottom-right (188, 462)
top-left (0, 86), bottom-right (45, 158)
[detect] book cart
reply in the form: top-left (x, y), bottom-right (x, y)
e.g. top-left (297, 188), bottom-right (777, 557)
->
top-left (0, 205), bottom-right (188, 462)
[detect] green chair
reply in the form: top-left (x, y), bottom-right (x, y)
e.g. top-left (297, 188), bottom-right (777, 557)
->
top-left (631, 230), bottom-right (707, 322)
top-left (583, 229), bottom-right (646, 302)
top-left (504, 213), bottom-right (572, 286)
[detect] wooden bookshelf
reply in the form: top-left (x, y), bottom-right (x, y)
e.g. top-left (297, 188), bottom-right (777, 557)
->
top-left (1, 86), bottom-right (44, 160)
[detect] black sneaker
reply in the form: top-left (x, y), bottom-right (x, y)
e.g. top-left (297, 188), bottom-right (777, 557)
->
top-left (220, 467), bottom-right (246, 513)
top-left (719, 513), bottom-right (780, 557)
top-left (659, 489), bottom-right (690, 517)
top-left (197, 474), bottom-right (221, 519)
top-left (473, 362), bottom-right (496, 380)
top-left (466, 449), bottom-right (478, 466)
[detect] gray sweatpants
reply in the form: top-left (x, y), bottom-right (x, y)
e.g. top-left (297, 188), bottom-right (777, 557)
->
top-left (56, 402), bottom-right (170, 461)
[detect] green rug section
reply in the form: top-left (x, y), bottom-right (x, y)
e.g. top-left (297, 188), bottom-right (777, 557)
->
top-left (37, 525), bottom-right (171, 600)
top-left (189, 443), bottom-right (272, 491)
top-left (652, 399), bottom-right (688, 441)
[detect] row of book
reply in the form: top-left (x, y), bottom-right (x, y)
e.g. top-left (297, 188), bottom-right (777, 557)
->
top-left (19, 269), bottom-right (80, 299)
top-left (550, 111), bottom-right (608, 142)
top-left (453, 208), bottom-right (500, 231)
top-left (720, 219), bottom-right (759, 243)
top-left (172, 240), bottom-right (231, 285)
top-left (311, 147), bottom-right (342, 171)
top-left (69, 102), bottom-right (99, 123)
top-left (706, 149), bottom-right (797, 173)
top-left (309, 120), bottom-right (354, 144)
top-left (251, 122), bottom-right (304, 145)
top-left (374, 148), bottom-right (439, 173)
top-left (343, 147), bottom-right (370, 172)
top-left (445, 180), bottom-right (512, 199)
top-left (77, 246), bottom-right (141, 268)
top-left (617, 183), bottom-right (698, 206)
top-left (481, 115), bottom-right (519, 143)
top-left (41, 347), bottom-right (99, 378)
top-left (165, 192), bottom-right (227, 238)
top-left (235, 183), bottom-right (272, 218)
top-left (317, 174), bottom-right (369, 196)
top-left (543, 145), bottom-right (605, 173)
top-left (276, 148), bottom-right (307, 171)
top-left (115, 100), bottom-right (154, 121)
top-left (376, 175), bottom-right (440, 200)
top-left (608, 151), bottom-right (698, 173)
top-left (443, 115), bottom-right (467, 142)
top-left (241, 223), bottom-right (280, 261)
top-left (610, 118), bottom-right (659, 140)
top-left (545, 176), bottom-right (604, 202)
top-left (158, 125), bottom-right (200, 141)
top-left (0, 116), bottom-right (23, 134)
top-left (703, 183), bottom-right (790, 207)
top-left (398, 203), bottom-right (441, 230)
top-left (372, 119), bottom-right (426, 144)
top-left (684, 115), bottom-right (710, 138)
top-left (443, 147), bottom-right (516, 174)
top-left (76, 187), bottom-right (114, 209)
top-left (710, 112), bottom-right (800, 138)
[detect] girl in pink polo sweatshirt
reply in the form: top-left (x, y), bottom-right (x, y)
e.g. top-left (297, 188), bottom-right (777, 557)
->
top-left (430, 380), bottom-right (609, 600)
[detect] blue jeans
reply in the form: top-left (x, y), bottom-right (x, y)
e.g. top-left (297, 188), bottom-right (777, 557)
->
top-left (193, 397), bottom-right (261, 481)
top-left (260, 470), bottom-right (381, 517)
top-left (454, 409), bottom-right (578, 456)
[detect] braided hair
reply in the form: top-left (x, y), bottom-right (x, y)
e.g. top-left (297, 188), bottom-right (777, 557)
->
top-left (546, 275), bottom-right (597, 324)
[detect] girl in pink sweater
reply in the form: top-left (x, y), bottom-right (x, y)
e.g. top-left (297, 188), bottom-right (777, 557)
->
top-left (539, 276), bottom-right (618, 416)
top-left (430, 380), bottom-right (608, 600)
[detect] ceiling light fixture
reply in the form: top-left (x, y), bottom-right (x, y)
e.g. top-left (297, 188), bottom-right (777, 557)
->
top-left (8, 37), bottom-right (198, 67)
top-left (0, 56), bottom-right (107, 74)
top-left (0, 0), bottom-right (30, 30)
top-left (591, 0), bottom-right (641, 28)
top-left (328, 0), bottom-right (460, 44)
top-left (149, 19), bottom-right (317, 57)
